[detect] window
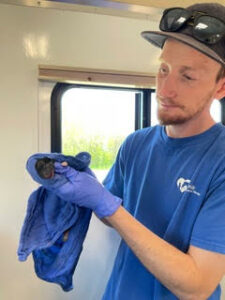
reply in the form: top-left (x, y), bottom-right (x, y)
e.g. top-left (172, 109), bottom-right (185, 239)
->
top-left (51, 84), bottom-right (225, 181)
top-left (51, 83), bottom-right (154, 180)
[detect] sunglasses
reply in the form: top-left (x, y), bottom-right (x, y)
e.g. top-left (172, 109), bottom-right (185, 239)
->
top-left (160, 7), bottom-right (225, 44)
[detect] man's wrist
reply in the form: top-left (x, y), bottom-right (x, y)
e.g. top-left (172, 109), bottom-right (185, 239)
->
top-left (94, 188), bottom-right (122, 219)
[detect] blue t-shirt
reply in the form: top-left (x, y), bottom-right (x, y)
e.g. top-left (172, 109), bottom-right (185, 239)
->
top-left (102, 123), bottom-right (225, 300)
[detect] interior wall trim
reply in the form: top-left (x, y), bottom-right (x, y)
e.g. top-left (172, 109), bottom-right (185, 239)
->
top-left (39, 65), bottom-right (156, 88)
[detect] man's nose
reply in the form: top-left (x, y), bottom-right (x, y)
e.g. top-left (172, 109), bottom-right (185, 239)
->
top-left (157, 74), bottom-right (177, 99)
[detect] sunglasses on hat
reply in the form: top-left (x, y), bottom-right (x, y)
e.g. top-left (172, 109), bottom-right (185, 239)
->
top-left (160, 7), bottom-right (225, 45)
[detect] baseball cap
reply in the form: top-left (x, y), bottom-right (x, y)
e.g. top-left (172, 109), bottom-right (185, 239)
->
top-left (141, 3), bottom-right (225, 67)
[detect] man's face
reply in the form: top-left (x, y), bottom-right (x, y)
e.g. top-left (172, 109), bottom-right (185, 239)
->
top-left (156, 39), bottom-right (221, 125)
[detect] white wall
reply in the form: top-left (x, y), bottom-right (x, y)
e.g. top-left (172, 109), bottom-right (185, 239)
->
top-left (0, 3), bottom-right (159, 300)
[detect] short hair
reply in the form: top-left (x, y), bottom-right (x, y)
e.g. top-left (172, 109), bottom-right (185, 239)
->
top-left (216, 65), bottom-right (225, 82)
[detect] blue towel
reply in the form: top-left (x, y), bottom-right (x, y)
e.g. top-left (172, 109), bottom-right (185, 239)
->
top-left (17, 152), bottom-right (93, 292)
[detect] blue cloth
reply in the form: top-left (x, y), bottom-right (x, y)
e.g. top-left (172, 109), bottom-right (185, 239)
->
top-left (17, 152), bottom-right (92, 292)
top-left (102, 123), bottom-right (225, 300)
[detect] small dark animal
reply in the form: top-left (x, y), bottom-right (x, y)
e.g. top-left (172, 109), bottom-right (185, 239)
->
top-left (35, 157), bottom-right (55, 179)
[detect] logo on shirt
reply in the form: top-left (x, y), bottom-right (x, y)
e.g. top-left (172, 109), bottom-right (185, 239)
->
top-left (177, 178), bottom-right (200, 196)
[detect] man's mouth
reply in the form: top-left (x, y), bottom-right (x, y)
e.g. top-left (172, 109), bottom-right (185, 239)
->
top-left (159, 101), bottom-right (179, 109)
top-left (156, 95), bottom-right (183, 110)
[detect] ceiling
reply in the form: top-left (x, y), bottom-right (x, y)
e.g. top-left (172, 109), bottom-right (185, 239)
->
top-left (1, 0), bottom-right (225, 20)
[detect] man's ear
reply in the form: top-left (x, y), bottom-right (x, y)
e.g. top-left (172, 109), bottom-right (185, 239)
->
top-left (214, 78), bottom-right (225, 100)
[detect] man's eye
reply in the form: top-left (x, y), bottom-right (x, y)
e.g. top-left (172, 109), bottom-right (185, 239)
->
top-left (183, 74), bottom-right (195, 81)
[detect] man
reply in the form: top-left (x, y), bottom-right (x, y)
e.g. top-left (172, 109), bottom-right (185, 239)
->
top-left (56, 3), bottom-right (225, 299)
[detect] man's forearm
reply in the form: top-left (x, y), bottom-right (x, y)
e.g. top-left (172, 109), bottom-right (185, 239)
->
top-left (105, 206), bottom-right (209, 300)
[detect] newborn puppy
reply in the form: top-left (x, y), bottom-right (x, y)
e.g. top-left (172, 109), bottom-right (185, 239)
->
top-left (35, 157), bottom-right (55, 179)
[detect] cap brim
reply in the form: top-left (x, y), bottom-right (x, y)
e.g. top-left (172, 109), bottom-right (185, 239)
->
top-left (141, 31), bottom-right (225, 67)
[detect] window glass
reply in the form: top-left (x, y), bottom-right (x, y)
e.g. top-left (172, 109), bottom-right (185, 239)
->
top-left (210, 100), bottom-right (221, 123)
top-left (61, 87), bottom-right (135, 181)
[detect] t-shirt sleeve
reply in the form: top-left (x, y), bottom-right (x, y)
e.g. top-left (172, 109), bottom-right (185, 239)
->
top-left (102, 145), bottom-right (125, 199)
top-left (190, 171), bottom-right (225, 254)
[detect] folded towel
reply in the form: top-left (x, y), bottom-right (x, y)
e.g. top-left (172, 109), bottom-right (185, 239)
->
top-left (17, 152), bottom-right (93, 292)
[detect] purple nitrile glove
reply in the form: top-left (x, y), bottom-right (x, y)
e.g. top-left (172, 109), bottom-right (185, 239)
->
top-left (52, 162), bottom-right (122, 219)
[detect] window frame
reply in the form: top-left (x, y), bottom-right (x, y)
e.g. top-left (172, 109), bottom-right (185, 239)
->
top-left (221, 98), bottom-right (225, 124)
top-left (51, 82), bottom-right (155, 152)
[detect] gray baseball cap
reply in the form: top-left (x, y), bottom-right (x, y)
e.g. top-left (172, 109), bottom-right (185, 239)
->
top-left (141, 3), bottom-right (225, 67)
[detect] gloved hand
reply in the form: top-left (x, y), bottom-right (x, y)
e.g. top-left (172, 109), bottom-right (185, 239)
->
top-left (51, 162), bottom-right (122, 219)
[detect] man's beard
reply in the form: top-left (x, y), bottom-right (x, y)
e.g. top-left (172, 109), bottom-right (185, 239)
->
top-left (156, 92), bottom-right (214, 126)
